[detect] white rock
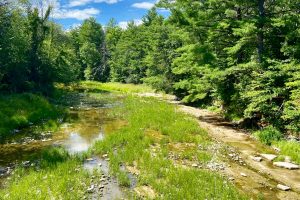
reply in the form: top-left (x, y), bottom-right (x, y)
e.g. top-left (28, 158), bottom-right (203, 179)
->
top-left (260, 154), bottom-right (277, 161)
top-left (250, 156), bottom-right (263, 162)
top-left (273, 162), bottom-right (299, 170)
top-left (191, 163), bottom-right (198, 168)
top-left (240, 173), bottom-right (247, 177)
top-left (87, 185), bottom-right (95, 193)
top-left (277, 184), bottom-right (291, 191)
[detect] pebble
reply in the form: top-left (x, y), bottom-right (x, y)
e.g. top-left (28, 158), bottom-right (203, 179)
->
top-left (191, 163), bottom-right (198, 168)
top-left (240, 173), bottom-right (247, 177)
top-left (277, 184), bottom-right (291, 191)
top-left (87, 185), bottom-right (95, 193)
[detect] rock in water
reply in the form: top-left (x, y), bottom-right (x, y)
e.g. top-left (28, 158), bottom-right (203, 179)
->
top-left (273, 162), bottom-right (299, 170)
top-left (260, 154), bottom-right (277, 161)
top-left (250, 156), bottom-right (263, 162)
top-left (277, 184), bottom-right (291, 191)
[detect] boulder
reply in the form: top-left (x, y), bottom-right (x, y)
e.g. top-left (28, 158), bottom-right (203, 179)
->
top-left (260, 154), bottom-right (277, 161)
top-left (273, 162), bottom-right (299, 170)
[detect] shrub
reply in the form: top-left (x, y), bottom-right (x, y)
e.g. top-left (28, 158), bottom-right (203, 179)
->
top-left (254, 126), bottom-right (283, 145)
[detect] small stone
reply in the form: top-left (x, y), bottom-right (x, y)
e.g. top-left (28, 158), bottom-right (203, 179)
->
top-left (277, 184), bottom-right (291, 191)
top-left (228, 177), bottom-right (235, 181)
top-left (273, 162), bottom-right (299, 170)
top-left (102, 154), bottom-right (108, 158)
top-left (250, 156), bottom-right (263, 162)
top-left (260, 154), bottom-right (277, 161)
top-left (87, 185), bottom-right (95, 193)
top-left (99, 185), bottom-right (105, 189)
top-left (191, 163), bottom-right (198, 168)
top-left (98, 163), bottom-right (102, 167)
top-left (86, 158), bottom-right (95, 161)
top-left (273, 147), bottom-right (281, 152)
top-left (240, 173), bottom-right (247, 177)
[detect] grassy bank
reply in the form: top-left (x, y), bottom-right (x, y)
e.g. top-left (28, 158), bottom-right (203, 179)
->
top-left (91, 96), bottom-right (247, 199)
top-left (0, 147), bottom-right (95, 199)
top-left (0, 93), bottom-right (65, 142)
top-left (254, 126), bottom-right (300, 164)
top-left (58, 81), bottom-right (154, 94)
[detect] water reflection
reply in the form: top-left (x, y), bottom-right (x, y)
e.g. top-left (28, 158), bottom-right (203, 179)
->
top-left (64, 131), bottom-right (104, 154)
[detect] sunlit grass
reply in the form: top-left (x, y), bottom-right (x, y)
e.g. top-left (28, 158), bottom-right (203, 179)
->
top-left (79, 81), bottom-right (154, 93)
top-left (274, 140), bottom-right (300, 164)
top-left (0, 147), bottom-right (95, 200)
top-left (91, 96), bottom-right (247, 199)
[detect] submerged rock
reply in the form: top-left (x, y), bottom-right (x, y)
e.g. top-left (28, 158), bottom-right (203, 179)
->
top-left (260, 154), bottom-right (277, 161)
top-left (277, 184), bottom-right (291, 191)
top-left (273, 162), bottom-right (299, 170)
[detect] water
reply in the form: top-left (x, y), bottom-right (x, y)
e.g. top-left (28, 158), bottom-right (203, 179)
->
top-left (0, 92), bottom-right (127, 198)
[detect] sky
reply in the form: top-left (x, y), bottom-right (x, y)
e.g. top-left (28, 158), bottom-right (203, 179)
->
top-left (36, 0), bottom-right (169, 29)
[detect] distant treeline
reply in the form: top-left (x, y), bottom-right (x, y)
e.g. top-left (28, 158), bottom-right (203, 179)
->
top-left (1, 0), bottom-right (300, 135)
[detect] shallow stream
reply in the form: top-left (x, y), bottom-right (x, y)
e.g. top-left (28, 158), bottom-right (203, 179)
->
top-left (0, 92), bottom-right (127, 199)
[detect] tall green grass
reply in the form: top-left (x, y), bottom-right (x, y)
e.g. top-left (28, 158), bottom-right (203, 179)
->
top-left (92, 96), bottom-right (247, 199)
top-left (0, 147), bottom-right (95, 200)
top-left (79, 81), bottom-right (154, 93)
top-left (0, 93), bottom-right (64, 141)
top-left (274, 141), bottom-right (300, 164)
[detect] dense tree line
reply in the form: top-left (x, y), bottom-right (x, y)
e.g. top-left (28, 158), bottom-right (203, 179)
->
top-left (106, 1), bottom-right (300, 136)
top-left (0, 1), bottom-right (106, 94)
top-left (1, 0), bottom-right (300, 136)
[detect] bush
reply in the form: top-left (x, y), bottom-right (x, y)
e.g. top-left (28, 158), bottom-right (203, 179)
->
top-left (254, 126), bottom-right (283, 145)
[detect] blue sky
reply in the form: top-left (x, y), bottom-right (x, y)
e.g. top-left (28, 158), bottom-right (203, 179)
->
top-left (42, 0), bottom-right (168, 29)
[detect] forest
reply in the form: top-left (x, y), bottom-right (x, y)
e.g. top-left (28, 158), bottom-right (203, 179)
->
top-left (1, 0), bottom-right (300, 137)
top-left (0, 0), bottom-right (300, 199)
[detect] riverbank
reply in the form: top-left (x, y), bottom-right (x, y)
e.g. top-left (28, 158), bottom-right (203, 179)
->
top-left (0, 93), bottom-right (65, 143)
top-left (1, 81), bottom-right (299, 199)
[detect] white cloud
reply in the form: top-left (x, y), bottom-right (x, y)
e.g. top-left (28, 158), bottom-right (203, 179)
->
top-left (68, 0), bottom-right (120, 7)
top-left (118, 19), bottom-right (143, 29)
top-left (53, 8), bottom-right (100, 20)
top-left (31, 0), bottom-right (101, 20)
top-left (131, 2), bottom-right (154, 9)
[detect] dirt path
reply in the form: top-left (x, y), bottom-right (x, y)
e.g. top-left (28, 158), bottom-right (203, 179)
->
top-left (138, 93), bottom-right (300, 199)
top-left (179, 105), bottom-right (300, 200)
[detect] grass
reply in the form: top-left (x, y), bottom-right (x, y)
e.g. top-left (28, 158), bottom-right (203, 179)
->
top-left (254, 127), bottom-right (300, 164)
top-left (91, 96), bottom-right (247, 199)
top-left (274, 140), bottom-right (300, 164)
top-left (254, 126), bottom-right (282, 146)
top-left (0, 93), bottom-right (65, 142)
top-left (73, 81), bottom-right (154, 94)
top-left (0, 147), bottom-right (96, 200)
